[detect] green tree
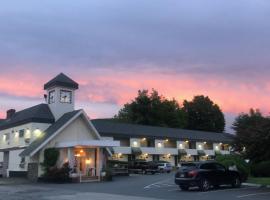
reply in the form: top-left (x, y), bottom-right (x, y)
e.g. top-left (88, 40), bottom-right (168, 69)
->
top-left (233, 109), bottom-right (270, 163)
top-left (114, 89), bottom-right (187, 128)
top-left (183, 95), bottom-right (225, 132)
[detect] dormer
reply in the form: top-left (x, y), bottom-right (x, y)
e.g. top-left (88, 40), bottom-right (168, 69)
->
top-left (44, 73), bottom-right (79, 120)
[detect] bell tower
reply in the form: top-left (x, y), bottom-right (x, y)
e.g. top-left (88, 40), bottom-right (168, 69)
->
top-left (44, 73), bottom-right (79, 120)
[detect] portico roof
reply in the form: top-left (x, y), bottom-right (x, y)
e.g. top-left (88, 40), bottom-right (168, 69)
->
top-left (55, 140), bottom-right (120, 148)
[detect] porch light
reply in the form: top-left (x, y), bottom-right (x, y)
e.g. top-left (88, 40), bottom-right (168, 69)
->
top-left (219, 142), bottom-right (223, 145)
top-left (165, 139), bottom-right (169, 142)
top-left (206, 155), bottom-right (209, 157)
top-left (198, 144), bottom-right (202, 149)
top-left (142, 138), bottom-right (146, 141)
top-left (145, 153), bottom-right (148, 156)
top-left (188, 154), bottom-right (191, 157)
top-left (80, 149), bottom-right (84, 153)
top-left (215, 145), bottom-right (219, 150)
top-left (179, 143), bottom-right (183, 148)
top-left (85, 159), bottom-right (91, 165)
top-left (133, 141), bottom-right (138, 147)
top-left (14, 131), bottom-right (19, 138)
top-left (34, 128), bottom-right (41, 138)
top-left (3, 134), bottom-right (6, 141)
top-left (157, 142), bottom-right (162, 148)
top-left (185, 140), bottom-right (189, 143)
top-left (75, 153), bottom-right (81, 157)
top-left (118, 153), bottom-right (122, 157)
top-left (203, 141), bottom-right (207, 144)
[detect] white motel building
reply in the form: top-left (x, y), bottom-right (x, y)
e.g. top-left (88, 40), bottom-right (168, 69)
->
top-left (0, 73), bottom-right (233, 181)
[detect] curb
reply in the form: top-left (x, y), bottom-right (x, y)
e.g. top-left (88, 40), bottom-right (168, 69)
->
top-left (243, 182), bottom-right (270, 188)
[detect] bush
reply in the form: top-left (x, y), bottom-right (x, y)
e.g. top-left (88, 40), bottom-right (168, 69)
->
top-left (42, 148), bottom-right (59, 172)
top-left (43, 162), bottom-right (72, 183)
top-left (216, 154), bottom-right (250, 181)
top-left (251, 161), bottom-right (270, 177)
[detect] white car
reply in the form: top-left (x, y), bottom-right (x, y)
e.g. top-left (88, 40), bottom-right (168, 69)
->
top-left (157, 162), bottom-right (173, 173)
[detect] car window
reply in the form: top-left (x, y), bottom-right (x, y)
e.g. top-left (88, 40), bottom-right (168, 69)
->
top-left (180, 163), bottom-right (197, 169)
top-left (200, 163), bottom-right (216, 170)
top-left (215, 163), bottom-right (226, 171)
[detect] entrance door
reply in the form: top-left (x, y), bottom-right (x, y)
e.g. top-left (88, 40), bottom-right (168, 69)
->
top-left (74, 148), bottom-right (96, 177)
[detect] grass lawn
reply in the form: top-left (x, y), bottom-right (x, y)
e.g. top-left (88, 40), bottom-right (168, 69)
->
top-left (247, 177), bottom-right (270, 186)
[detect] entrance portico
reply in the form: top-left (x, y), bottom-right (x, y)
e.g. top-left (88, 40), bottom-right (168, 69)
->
top-left (56, 140), bottom-right (119, 182)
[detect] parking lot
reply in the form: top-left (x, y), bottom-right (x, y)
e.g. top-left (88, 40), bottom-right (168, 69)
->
top-left (0, 173), bottom-right (270, 200)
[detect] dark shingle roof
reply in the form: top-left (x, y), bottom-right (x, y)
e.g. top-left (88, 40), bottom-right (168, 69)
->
top-left (20, 110), bottom-right (81, 157)
top-left (44, 73), bottom-right (79, 90)
top-left (91, 119), bottom-right (234, 143)
top-left (0, 104), bottom-right (55, 131)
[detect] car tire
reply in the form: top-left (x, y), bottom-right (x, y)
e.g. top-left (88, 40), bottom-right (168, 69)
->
top-left (151, 171), bottom-right (156, 175)
top-left (179, 185), bottom-right (189, 191)
top-left (232, 177), bottom-right (241, 188)
top-left (199, 178), bottom-right (211, 192)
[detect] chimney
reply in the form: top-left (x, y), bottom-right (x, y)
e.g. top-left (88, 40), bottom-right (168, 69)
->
top-left (6, 109), bottom-right (16, 119)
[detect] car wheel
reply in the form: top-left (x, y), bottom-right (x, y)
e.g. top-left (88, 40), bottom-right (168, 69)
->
top-left (232, 177), bottom-right (241, 188)
top-left (179, 185), bottom-right (189, 191)
top-left (151, 171), bottom-right (156, 175)
top-left (199, 178), bottom-right (211, 192)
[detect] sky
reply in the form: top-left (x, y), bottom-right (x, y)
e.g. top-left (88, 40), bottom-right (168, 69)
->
top-left (0, 0), bottom-right (270, 133)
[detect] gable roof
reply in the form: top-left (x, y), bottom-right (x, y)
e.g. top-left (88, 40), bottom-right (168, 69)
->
top-left (19, 109), bottom-right (105, 157)
top-left (44, 73), bottom-right (79, 90)
top-left (91, 119), bottom-right (234, 143)
top-left (0, 104), bottom-right (55, 131)
top-left (20, 110), bottom-right (82, 157)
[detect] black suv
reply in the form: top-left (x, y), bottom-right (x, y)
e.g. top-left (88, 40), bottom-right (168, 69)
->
top-left (175, 161), bottom-right (242, 191)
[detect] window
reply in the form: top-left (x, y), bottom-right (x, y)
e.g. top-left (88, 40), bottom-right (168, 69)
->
top-left (60, 90), bottom-right (72, 103)
top-left (188, 141), bottom-right (196, 149)
top-left (215, 163), bottom-right (226, 171)
top-left (19, 130), bottom-right (25, 138)
top-left (48, 90), bottom-right (55, 104)
top-left (200, 163), bottom-right (216, 170)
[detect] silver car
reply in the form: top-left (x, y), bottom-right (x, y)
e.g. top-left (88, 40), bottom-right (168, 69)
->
top-left (157, 162), bottom-right (173, 173)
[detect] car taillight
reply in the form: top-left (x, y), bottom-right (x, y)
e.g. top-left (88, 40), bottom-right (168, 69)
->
top-left (188, 170), bottom-right (198, 177)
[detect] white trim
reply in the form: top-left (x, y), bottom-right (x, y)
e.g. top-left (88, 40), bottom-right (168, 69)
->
top-left (30, 110), bottom-right (83, 156)
top-left (55, 140), bottom-right (120, 148)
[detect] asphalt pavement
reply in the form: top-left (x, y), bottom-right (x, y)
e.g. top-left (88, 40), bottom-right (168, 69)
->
top-left (0, 173), bottom-right (270, 200)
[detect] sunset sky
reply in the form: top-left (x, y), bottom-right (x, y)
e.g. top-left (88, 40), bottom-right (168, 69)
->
top-left (1, 0), bottom-right (270, 133)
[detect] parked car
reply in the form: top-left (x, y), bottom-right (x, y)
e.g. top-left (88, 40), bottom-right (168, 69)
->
top-left (175, 161), bottom-right (242, 191)
top-left (128, 160), bottom-right (159, 174)
top-left (156, 161), bottom-right (173, 173)
top-left (107, 160), bottom-right (129, 176)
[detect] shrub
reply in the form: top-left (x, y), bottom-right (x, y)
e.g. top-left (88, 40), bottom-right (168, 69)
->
top-left (216, 154), bottom-right (250, 181)
top-left (251, 161), bottom-right (270, 177)
top-left (42, 148), bottom-right (59, 171)
top-left (43, 162), bottom-right (72, 183)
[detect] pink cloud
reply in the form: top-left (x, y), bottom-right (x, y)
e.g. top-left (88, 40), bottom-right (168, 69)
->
top-left (0, 68), bottom-right (269, 119)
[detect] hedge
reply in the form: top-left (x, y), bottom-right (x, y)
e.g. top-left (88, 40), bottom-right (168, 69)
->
top-left (216, 154), bottom-right (250, 181)
top-left (251, 161), bottom-right (270, 177)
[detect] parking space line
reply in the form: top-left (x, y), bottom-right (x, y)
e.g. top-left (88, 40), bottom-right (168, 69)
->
top-left (143, 178), bottom-right (174, 189)
top-left (237, 192), bottom-right (270, 198)
top-left (198, 187), bottom-right (257, 194)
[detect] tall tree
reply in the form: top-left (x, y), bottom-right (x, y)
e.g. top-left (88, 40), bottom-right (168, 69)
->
top-left (233, 109), bottom-right (270, 163)
top-left (114, 89), bottom-right (187, 128)
top-left (183, 95), bottom-right (225, 132)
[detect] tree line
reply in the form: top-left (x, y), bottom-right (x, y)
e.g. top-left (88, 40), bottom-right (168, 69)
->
top-left (114, 89), bottom-right (225, 133)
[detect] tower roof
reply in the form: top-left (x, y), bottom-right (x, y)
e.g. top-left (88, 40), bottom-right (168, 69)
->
top-left (44, 73), bottom-right (79, 90)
